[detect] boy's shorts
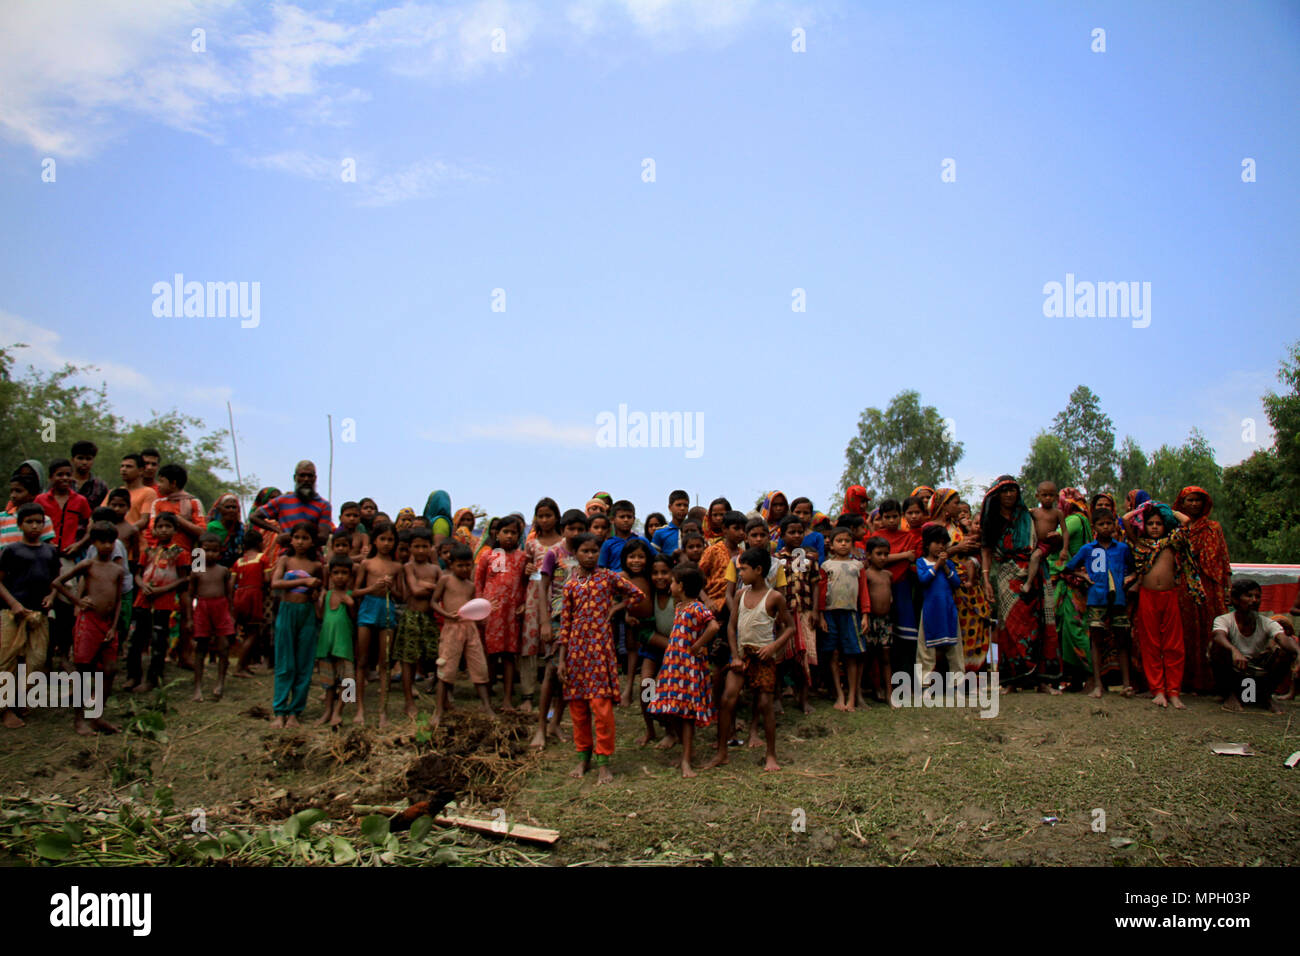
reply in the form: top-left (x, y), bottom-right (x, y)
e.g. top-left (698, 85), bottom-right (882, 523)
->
top-left (193, 595), bottom-right (235, 639)
top-left (438, 620), bottom-right (488, 683)
top-left (391, 609), bottom-right (438, 664)
top-left (820, 609), bottom-right (865, 656)
top-left (864, 613), bottom-right (892, 649)
top-left (73, 609), bottom-right (118, 667)
top-left (357, 594), bottom-right (398, 630)
top-left (741, 646), bottom-right (777, 693)
top-left (1087, 604), bottom-right (1130, 631)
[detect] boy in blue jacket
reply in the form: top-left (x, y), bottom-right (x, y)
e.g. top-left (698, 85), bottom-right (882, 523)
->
top-left (1063, 508), bottom-right (1137, 698)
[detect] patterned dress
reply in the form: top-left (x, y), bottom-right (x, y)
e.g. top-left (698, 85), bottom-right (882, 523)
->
top-left (558, 569), bottom-right (644, 701)
top-left (647, 600), bottom-right (716, 726)
top-left (520, 535), bottom-right (556, 657)
top-left (475, 547), bottom-right (528, 654)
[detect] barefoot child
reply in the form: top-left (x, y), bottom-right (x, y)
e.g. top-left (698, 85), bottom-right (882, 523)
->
top-left (1212, 579), bottom-right (1299, 714)
top-left (555, 534), bottom-right (644, 784)
top-left (531, 509), bottom-right (588, 748)
top-left (431, 544), bottom-right (493, 725)
top-left (618, 539), bottom-right (654, 709)
top-left (126, 512), bottom-right (190, 694)
top-left (863, 536), bottom-right (893, 701)
top-left (819, 528), bottom-right (869, 712)
top-left (315, 556), bottom-right (355, 726)
top-left (875, 499), bottom-right (921, 686)
top-left (269, 522), bottom-right (323, 728)
top-left (52, 521), bottom-right (124, 734)
top-left (187, 533), bottom-right (235, 701)
top-left (646, 564), bottom-right (718, 776)
top-left (915, 524), bottom-right (963, 683)
top-left (1062, 509), bottom-right (1136, 699)
top-left (232, 534), bottom-right (270, 677)
top-left (393, 528), bottom-right (441, 719)
top-left (775, 514), bottom-right (819, 714)
top-left (0, 504), bottom-right (60, 729)
top-left (475, 515), bottom-right (528, 709)
top-left (1025, 481), bottom-right (1069, 585)
top-left (709, 547), bottom-right (794, 772)
top-left (352, 520), bottom-right (403, 727)
top-left (1130, 502), bottom-right (1199, 709)
top-left (641, 552), bottom-right (678, 748)
top-left (520, 498), bottom-right (563, 715)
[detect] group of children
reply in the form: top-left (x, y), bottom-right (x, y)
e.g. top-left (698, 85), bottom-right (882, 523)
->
top-left (3, 448), bottom-right (1297, 784)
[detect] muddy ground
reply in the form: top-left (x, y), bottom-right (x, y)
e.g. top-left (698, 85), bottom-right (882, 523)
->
top-left (1, 669), bottom-right (1297, 866)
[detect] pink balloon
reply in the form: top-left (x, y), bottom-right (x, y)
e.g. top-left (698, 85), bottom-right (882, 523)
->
top-left (458, 598), bottom-right (491, 622)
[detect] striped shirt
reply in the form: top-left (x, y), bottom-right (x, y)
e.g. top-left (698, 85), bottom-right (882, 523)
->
top-left (0, 508), bottom-right (56, 550)
top-left (255, 492), bottom-right (334, 534)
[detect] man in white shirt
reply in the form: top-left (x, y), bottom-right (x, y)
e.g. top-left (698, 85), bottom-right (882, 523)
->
top-left (1211, 579), bottom-right (1299, 713)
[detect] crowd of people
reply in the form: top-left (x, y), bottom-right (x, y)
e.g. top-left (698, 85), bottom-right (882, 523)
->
top-left (2, 444), bottom-right (1297, 782)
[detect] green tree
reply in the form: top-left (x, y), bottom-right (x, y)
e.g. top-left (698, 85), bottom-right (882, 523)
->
top-left (1050, 385), bottom-right (1117, 494)
top-left (837, 390), bottom-right (964, 505)
top-left (1144, 428), bottom-right (1222, 510)
top-left (1116, 435), bottom-right (1149, 493)
top-left (1020, 431), bottom-right (1077, 491)
top-left (0, 344), bottom-right (253, 508)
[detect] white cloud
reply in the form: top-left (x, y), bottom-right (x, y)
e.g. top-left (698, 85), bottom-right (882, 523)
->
top-left (421, 415), bottom-right (595, 447)
top-left (241, 150), bottom-right (480, 204)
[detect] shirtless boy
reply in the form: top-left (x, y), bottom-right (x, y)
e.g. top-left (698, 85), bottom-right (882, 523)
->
top-left (53, 522), bottom-right (125, 734)
top-left (430, 544), bottom-right (493, 727)
top-left (1025, 481), bottom-right (1069, 584)
top-left (864, 536), bottom-right (894, 702)
top-left (397, 528), bottom-right (441, 719)
top-left (188, 533), bottom-right (235, 702)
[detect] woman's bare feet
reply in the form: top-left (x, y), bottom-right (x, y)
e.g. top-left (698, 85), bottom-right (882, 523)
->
top-left (596, 765), bottom-right (614, 785)
top-left (1169, 694), bottom-right (1185, 710)
top-left (702, 752), bottom-right (727, 769)
top-left (1087, 685), bottom-right (1103, 699)
top-left (1152, 692), bottom-right (1168, 708)
top-left (762, 756), bottom-right (781, 772)
top-left (637, 731), bottom-right (656, 747)
top-left (569, 758), bottom-right (589, 778)
top-left (833, 699), bottom-right (847, 711)
top-left (1221, 696), bottom-right (1244, 712)
top-left (746, 736), bottom-right (763, 749)
top-left (285, 714), bottom-right (300, 727)
top-left (680, 761), bottom-right (697, 778)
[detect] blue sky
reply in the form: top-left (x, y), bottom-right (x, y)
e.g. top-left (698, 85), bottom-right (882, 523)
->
top-left (2, 0), bottom-right (1297, 519)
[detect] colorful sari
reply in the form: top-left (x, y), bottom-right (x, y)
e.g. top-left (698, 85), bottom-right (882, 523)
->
top-left (760, 490), bottom-right (788, 543)
top-left (452, 507), bottom-right (479, 551)
top-left (205, 493), bottom-right (245, 567)
top-left (981, 476), bottom-right (1057, 685)
top-left (1052, 488), bottom-right (1092, 671)
top-left (844, 485), bottom-right (870, 515)
top-left (1173, 486), bottom-right (1230, 693)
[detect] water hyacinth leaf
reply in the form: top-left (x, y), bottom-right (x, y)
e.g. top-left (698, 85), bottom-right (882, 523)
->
top-left (331, 837), bottom-right (357, 864)
top-left (292, 808), bottom-right (328, 835)
top-left (282, 815), bottom-right (301, 840)
top-left (431, 847), bottom-right (459, 865)
top-left (360, 814), bottom-right (390, 845)
top-left (193, 839), bottom-right (225, 860)
top-left (409, 815), bottom-right (433, 844)
top-left (61, 821), bottom-right (84, 843)
top-left (35, 831), bottom-right (73, 860)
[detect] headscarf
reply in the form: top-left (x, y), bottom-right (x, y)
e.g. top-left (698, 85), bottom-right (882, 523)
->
top-left (17, 459), bottom-right (47, 491)
top-left (591, 492), bottom-right (613, 509)
top-left (473, 515), bottom-right (499, 564)
top-left (1124, 489), bottom-right (1151, 514)
top-left (844, 485), bottom-right (870, 515)
top-left (252, 486), bottom-right (283, 558)
top-left (760, 491), bottom-right (789, 541)
top-left (910, 485), bottom-right (935, 505)
top-left (811, 511), bottom-right (832, 531)
top-left (253, 486), bottom-right (281, 512)
top-left (1058, 487), bottom-right (1089, 518)
top-left (453, 507), bottom-right (479, 550)
top-left (585, 498), bottom-right (608, 517)
top-left (929, 487), bottom-right (959, 521)
top-left (423, 490), bottom-right (453, 541)
top-left (395, 507), bottom-right (416, 531)
top-left (980, 475), bottom-right (1033, 554)
top-left (1088, 492), bottom-right (1117, 522)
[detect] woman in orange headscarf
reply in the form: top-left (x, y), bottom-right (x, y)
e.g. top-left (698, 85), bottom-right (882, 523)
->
top-left (1173, 486), bottom-right (1230, 694)
top-left (452, 508), bottom-right (479, 551)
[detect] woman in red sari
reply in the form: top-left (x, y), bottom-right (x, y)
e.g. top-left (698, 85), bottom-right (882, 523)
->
top-left (1173, 486), bottom-right (1230, 694)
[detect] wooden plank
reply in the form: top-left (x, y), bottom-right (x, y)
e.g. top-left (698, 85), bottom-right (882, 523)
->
top-left (432, 814), bottom-right (559, 846)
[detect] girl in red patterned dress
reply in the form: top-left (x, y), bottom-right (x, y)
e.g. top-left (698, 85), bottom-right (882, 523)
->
top-left (475, 514), bottom-right (529, 710)
top-left (520, 498), bottom-right (561, 714)
top-left (556, 534), bottom-right (644, 785)
top-left (646, 564), bottom-right (719, 777)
